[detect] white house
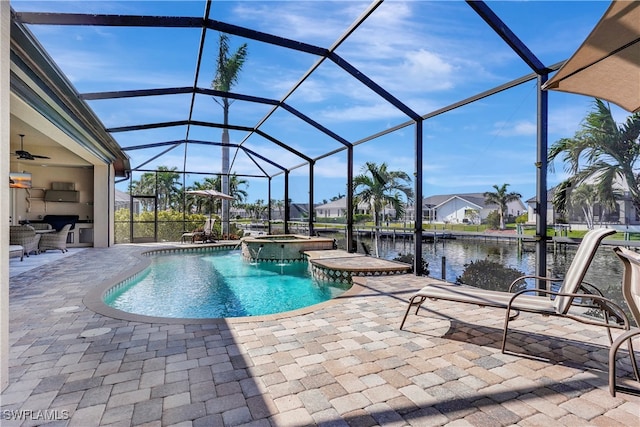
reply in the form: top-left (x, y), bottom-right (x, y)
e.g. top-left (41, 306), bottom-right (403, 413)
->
top-left (315, 193), bottom-right (526, 224)
top-left (314, 197), bottom-right (381, 219)
top-left (422, 193), bottom-right (526, 224)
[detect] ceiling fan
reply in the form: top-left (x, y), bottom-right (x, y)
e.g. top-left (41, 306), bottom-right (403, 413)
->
top-left (13, 134), bottom-right (50, 160)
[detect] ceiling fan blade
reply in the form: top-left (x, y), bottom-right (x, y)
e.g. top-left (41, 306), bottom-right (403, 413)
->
top-left (31, 154), bottom-right (51, 159)
top-left (15, 150), bottom-right (35, 160)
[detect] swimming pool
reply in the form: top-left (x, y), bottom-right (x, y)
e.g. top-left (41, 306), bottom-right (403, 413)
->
top-left (103, 249), bottom-right (350, 318)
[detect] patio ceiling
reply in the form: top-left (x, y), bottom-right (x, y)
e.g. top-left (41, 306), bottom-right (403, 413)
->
top-left (10, 0), bottom-right (577, 185)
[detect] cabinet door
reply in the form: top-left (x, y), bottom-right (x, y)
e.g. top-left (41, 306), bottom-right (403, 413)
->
top-left (79, 228), bottom-right (93, 244)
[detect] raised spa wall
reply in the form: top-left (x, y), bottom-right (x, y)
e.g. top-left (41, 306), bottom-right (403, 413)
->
top-left (241, 234), bottom-right (335, 262)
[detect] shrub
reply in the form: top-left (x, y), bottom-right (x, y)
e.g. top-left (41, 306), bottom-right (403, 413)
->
top-left (393, 253), bottom-right (430, 276)
top-left (354, 214), bottom-right (372, 223)
top-left (484, 210), bottom-right (500, 229)
top-left (455, 259), bottom-right (526, 292)
top-left (515, 213), bottom-right (528, 224)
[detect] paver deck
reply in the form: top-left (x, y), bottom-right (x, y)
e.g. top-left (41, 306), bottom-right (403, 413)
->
top-left (2, 243), bottom-right (639, 426)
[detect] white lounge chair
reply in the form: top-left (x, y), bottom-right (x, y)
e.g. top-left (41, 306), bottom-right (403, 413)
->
top-left (400, 228), bottom-right (631, 355)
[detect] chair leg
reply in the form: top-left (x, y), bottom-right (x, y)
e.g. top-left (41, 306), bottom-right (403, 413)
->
top-left (609, 328), bottom-right (640, 396)
top-left (399, 295), bottom-right (426, 330)
top-left (501, 307), bottom-right (512, 353)
top-left (629, 338), bottom-right (640, 382)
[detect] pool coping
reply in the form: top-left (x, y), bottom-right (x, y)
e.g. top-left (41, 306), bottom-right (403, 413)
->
top-left (83, 243), bottom-right (368, 325)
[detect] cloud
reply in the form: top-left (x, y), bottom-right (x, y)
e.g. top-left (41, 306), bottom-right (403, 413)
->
top-left (490, 120), bottom-right (537, 137)
top-left (231, 2), bottom-right (363, 45)
top-left (319, 102), bottom-right (406, 122)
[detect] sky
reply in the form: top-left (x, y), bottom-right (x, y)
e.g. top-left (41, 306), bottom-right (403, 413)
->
top-left (12, 0), bottom-right (633, 205)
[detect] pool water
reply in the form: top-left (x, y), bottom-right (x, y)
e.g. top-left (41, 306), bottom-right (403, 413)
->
top-left (104, 250), bottom-right (349, 318)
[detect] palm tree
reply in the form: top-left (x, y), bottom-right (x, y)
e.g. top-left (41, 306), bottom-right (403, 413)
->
top-left (548, 99), bottom-right (640, 218)
top-left (212, 33), bottom-right (248, 237)
top-left (252, 199), bottom-right (267, 221)
top-left (271, 199), bottom-right (285, 220)
top-left (129, 173), bottom-right (155, 211)
top-left (155, 166), bottom-right (181, 211)
top-left (186, 178), bottom-right (219, 216)
top-left (130, 168), bottom-right (181, 212)
top-left (187, 174), bottom-right (248, 217)
top-left (353, 162), bottom-right (414, 257)
top-left (483, 184), bottom-right (522, 230)
top-left (228, 175), bottom-right (249, 206)
top-left (569, 184), bottom-right (598, 229)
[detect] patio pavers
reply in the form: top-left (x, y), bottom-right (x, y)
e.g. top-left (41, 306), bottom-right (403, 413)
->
top-left (2, 243), bottom-right (639, 426)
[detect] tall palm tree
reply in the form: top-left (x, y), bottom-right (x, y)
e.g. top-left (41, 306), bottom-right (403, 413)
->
top-left (212, 33), bottom-right (248, 237)
top-left (353, 162), bottom-right (414, 257)
top-left (548, 99), bottom-right (640, 218)
top-left (483, 184), bottom-right (522, 230)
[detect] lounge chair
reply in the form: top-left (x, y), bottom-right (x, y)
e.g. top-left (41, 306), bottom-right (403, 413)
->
top-left (609, 246), bottom-right (640, 396)
top-left (400, 228), bottom-right (632, 356)
top-left (181, 218), bottom-right (216, 243)
top-left (38, 224), bottom-right (71, 253)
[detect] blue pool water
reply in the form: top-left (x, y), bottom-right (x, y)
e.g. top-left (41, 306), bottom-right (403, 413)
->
top-left (104, 250), bottom-right (349, 318)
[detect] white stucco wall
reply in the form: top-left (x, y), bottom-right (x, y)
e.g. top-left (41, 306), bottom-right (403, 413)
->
top-left (1, 0), bottom-right (10, 391)
top-left (94, 164), bottom-right (111, 247)
top-left (437, 199), bottom-right (482, 224)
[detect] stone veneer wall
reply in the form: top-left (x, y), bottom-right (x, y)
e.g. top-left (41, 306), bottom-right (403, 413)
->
top-left (310, 263), bottom-right (410, 286)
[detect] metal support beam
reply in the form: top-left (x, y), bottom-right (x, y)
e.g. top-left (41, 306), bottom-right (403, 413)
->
top-left (346, 146), bottom-right (354, 253)
top-left (467, 1), bottom-right (549, 74)
top-left (330, 52), bottom-right (422, 122)
top-left (284, 171), bottom-right (290, 234)
top-left (309, 161), bottom-right (315, 236)
top-left (414, 120), bottom-right (424, 276)
top-left (536, 74), bottom-right (549, 292)
top-left (267, 177), bottom-right (272, 235)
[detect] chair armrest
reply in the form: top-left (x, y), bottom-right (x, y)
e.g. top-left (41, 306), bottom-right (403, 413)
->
top-left (578, 281), bottom-right (606, 297)
top-left (507, 287), bottom-right (631, 329)
top-left (611, 328), bottom-right (640, 349)
top-left (507, 274), bottom-right (563, 293)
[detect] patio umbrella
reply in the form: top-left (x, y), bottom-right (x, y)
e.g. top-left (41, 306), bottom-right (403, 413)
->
top-left (186, 189), bottom-right (234, 220)
top-left (542, 0), bottom-right (640, 113)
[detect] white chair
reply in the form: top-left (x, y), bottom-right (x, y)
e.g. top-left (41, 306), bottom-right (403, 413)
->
top-left (400, 228), bottom-right (631, 356)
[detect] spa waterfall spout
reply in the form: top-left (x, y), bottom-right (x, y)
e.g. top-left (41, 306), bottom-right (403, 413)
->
top-left (250, 245), bottom-right (263, 265)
